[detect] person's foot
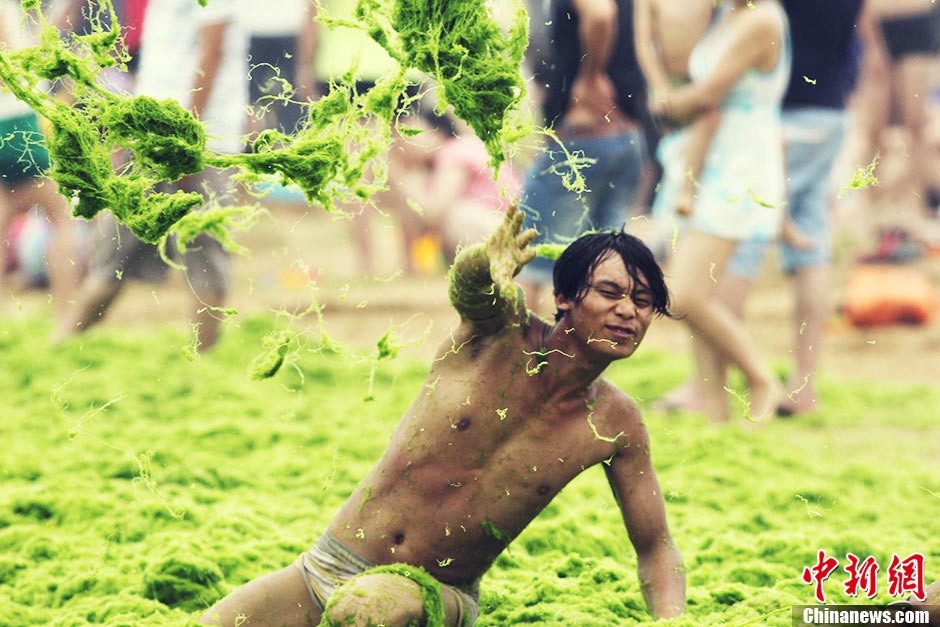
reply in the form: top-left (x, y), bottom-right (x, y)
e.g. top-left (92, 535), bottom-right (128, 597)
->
top-left (776, 380), bottom-right (818, 417)
top-left (654, 381), bottom-right (704, 413)
top-left (745, 375), bottom-right (782, 423)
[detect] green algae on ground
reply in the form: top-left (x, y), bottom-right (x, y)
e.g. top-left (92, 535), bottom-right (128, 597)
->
top-left (1, 314), bottom-right (940, 625)
top-left (143, 553), bottom-right (225, 612)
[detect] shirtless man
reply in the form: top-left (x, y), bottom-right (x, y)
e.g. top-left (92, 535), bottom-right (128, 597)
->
top-left (200, 204), bottom-right (686, 626)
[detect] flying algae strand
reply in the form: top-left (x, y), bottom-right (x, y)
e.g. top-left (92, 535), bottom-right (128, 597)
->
top-left (247, 330), bottom-right (296, 380)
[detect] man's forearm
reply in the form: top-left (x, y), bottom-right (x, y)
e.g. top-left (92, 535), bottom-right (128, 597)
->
top-left (448, 244), bottom-right (512, 324)
top-left (638, 540), bottom-right (686, 619)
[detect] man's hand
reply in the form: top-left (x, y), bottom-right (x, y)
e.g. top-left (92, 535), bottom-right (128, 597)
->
top-left (485, 202), bottom-right (536, 302)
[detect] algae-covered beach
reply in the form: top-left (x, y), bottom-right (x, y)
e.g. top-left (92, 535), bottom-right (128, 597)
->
top-left (1, 0), bottom-right (938, 624)
top-left (1, 288), bottom-right (938, 625)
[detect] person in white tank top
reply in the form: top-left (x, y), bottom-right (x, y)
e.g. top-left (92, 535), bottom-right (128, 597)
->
top-left (647, 0), bottom-right (790, 424)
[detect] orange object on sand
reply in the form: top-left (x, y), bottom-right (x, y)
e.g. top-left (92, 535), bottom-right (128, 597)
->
top-left (842, 265), bottom-right (939, 327)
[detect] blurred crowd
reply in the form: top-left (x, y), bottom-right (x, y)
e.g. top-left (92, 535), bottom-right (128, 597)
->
top-left (1, 0), bottom-right (938, 413)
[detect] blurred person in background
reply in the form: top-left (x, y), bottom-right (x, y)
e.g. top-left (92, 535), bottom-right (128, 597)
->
top-left (647, 0), bottom-right (790, 424)
top-left (0, 0), bottom-right (80, 317)
top-left (655, 0), bottom-right (889, 417)
top-left (517, 0), bottom-right (648, 315)
top-left (53, 0), bottom-right (147, 92)
top-left (411, 110), bottom-right (523, 265)
top-left (241, 0), bottom-right (316, 140)
top-left (851, 0), bottom-right (940, 259)
top-left (311, 0), bottom-right (428, 277)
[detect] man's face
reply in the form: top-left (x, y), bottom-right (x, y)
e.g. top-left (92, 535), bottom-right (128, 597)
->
top-left (555, 252), bottom-right (655, 360)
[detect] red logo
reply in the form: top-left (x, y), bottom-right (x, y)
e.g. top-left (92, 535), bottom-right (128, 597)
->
top-left (887, 553), bottom-right (926, 601)
top-left (844, 553), bottom-right (879, 599)
top-left (802, 551), bottom-right (927, 603)
top-left (803, 550), bottom-right (840, 603)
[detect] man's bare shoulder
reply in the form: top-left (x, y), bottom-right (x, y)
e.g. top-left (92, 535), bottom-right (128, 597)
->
top-left (433, 307), bottom-right (551, 363)
top-left (593, 380), bottom-right (649, 451)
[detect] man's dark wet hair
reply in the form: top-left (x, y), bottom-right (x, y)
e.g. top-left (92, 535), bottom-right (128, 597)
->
top-left (552, 230), bottom-right (673, 321)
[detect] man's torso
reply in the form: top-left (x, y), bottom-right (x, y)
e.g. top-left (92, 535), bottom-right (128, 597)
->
top-left (329, 317), bottom-right (636, 585)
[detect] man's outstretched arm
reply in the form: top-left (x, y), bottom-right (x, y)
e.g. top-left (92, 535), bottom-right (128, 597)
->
top-left (604, 403), bottom-right (686, 618)
top-left (448, 202), bottom-right (536, 334)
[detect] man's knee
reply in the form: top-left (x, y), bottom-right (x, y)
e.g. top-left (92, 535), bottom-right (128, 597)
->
top-left (323, 573), bottom-right (425, 627)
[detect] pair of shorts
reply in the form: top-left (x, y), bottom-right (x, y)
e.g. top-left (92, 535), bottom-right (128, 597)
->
top-left (727, 107), bottom-right (848, 279)
top-left (248, 35), bottom-right (305, 134)
top-left (87, 169), bottom-right (233, 294)
top-left (519, 127), bottom-right (645, 286)
top-left (295, 529), bottom-right (480, 626)
top-left (0, 112), bottom-right (52, 186)
top-left (880, 8), bottom-right (940, 61)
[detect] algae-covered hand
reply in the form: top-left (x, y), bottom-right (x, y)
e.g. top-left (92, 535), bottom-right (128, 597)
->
top-left (485, 201), bottom-right (536, 301)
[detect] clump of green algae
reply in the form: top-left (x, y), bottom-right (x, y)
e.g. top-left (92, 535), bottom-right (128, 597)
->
top-left (318, 563), bottom-right (445, 627)
top-left (351, 0), bottom-right (529, 170)
top-left (247, 330), bottom-right (295, 380)
top-left (0, 0), bottom-right (530, 248)
top-left (142, 553), bottom-right (225, 612)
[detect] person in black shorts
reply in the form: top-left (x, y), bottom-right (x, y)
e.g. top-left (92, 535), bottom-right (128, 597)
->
top-left (853, 0), bottom-right (940, 250)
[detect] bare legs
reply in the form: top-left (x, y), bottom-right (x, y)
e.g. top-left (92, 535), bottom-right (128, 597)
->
top-left (57, 169), bottom-right (231, 351)
top-left (192, 287), bottom-right (226, 351)
top-left (199, 566), bottom-right (322, 627)
top-left (663, 260), bottom-right (830, 419)
top-left (58, 259), bottom-right (227, 351)
top-left (778, 263), bottom-right (829, 414)
top-left (667, 230), bottom-right (779, 422)
top-left (56, 273), bottom-right (122, 339)
top-left (853, 53), bottom-right (940, 240)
